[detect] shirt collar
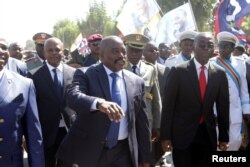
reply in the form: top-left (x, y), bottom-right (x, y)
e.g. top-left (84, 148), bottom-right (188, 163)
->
top-left (46, 62), bottom-right (63, 73)
top-left (194, 58), bottom-right (209, 70)
top-left (0, 68), bottom-right (4, 80)
top-left (103, 65), bottom-right (123, 78)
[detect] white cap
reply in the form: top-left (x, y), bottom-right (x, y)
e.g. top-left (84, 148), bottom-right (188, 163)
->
top-left (178, 30), bottom-right (198, 42)
top-left (217, 31), bottom-right (238, 44)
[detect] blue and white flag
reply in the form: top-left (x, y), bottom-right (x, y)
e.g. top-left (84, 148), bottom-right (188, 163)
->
top-left (214, 0), bottom-right (250, 45)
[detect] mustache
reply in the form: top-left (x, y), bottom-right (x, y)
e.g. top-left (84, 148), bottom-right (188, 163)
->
top-left (114, 57), bottom-right (125, 64)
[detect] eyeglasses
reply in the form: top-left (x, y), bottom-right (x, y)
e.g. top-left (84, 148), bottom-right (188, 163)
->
top-left (91, 41), bottom-right (101, 47)
top-left (0, 45), bottom-right (7, 51)
top-left (198, 43), bottom-right (214, 49)
top-left (36, 43), bottom-right (44, 47)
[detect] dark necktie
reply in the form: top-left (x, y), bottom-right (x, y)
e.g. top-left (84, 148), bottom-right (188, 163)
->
top-left (52, 68), bottom-right (62, 98)
top-left (106, 73), bottom-right (121, 148)
top-left (199, 65), bottom-right (206, 123)
top-left (132, 65), bottom-right (137, 74)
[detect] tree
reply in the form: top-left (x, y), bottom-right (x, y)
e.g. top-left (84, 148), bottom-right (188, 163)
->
top-left (77, 0), bottom-right (120, 37)
top-left (53, 19), bottom-right (80, 49)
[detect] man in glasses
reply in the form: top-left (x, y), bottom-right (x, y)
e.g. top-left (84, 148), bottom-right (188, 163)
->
top-left (157, 43), bottom-right (172, 65)
top-left (25, 32), bottom-right (52, 71)
top-left (82, 33), bottom-right (103, 67)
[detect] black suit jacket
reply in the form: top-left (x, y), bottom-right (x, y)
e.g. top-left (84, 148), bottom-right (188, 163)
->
top-left (56, 64), bottom-right (151, 167)
top-left (29, 63), bottom-right (76, 148)
top-left (160, 59), bottom-right (229, 150)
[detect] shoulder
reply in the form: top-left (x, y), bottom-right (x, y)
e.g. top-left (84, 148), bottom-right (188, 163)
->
top-left (6, 70), bottom-right (32, 84)
top-left (123, 69), bottom-right (144, 83)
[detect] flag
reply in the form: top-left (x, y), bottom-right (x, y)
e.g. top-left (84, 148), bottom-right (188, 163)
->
top-left (116, 0), bottom-right (161, 38)
top-left (70, 33), bottom-right (89, 55)
top-left (214, 0), bottom-right (250, 45)
top-left (154, 3), bottom-right (197, 45)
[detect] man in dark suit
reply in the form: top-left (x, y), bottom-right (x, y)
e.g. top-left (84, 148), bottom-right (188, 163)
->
top-left (0, 38), bottom-right (44, 167)
top-left (29, 37), bottom-right (76, 167)
top-left (56, 36), bottom-right (151, 167)
top-left (244, 58), bottom-right (250, 153)
top-left (160, 32), bottom-right (230, 167)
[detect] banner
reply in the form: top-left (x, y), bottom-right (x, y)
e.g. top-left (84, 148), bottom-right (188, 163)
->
top-left (116, 0), bottom-right (161, 38)
top-left (154, 3), bottom-right (197, 45)
top-left (214, 0), bottom-right (250, 45)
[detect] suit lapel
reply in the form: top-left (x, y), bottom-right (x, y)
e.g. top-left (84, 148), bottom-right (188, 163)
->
top-left (122, 70), bottom-right (133, 128)
top-left (188, 60), bottom-right (201, 101)
top-left (0, 70), bottom-right (13, 104)
top-left (97, 64), bottom-right (111, 101)
top-left (203, 63), bottom-right (215, 103)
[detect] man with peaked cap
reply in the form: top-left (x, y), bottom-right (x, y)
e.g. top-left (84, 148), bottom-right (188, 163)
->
top-left (165, 30), bottom-right (197, 68)
top-left (210, 31), bottom-right (250, 151)
top-left (124, 34), bottom-right (162, 165)
top-left (0, 38), bottom-right (28, 76)
top-left (26, 32), bottom-right (52, 71)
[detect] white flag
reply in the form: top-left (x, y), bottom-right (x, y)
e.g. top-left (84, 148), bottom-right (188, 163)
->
top-left (116, 0), bottom-right (161, 37)
top-left (155, 3), bottom-right (197, 45)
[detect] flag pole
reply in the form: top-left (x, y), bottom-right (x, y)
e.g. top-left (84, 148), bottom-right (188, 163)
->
top-left (188, 0), bottom-right (199, 31)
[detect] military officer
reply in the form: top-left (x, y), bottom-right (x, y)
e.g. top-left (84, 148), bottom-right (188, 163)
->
top-left (123, 34), bottom-right (162, 146)
top-left (25, 32), bottom-right (52, 71)
top-left (165, 30), bottom-right (197, 68)
top-left (210, 31), bottom-right (250, 151)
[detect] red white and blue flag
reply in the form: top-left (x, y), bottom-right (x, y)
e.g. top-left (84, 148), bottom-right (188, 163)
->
top-left (214, 0), bottom-right (250, 45)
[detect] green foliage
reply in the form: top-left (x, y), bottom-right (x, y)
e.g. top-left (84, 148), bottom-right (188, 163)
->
top-left (77, 1), bottom-right (119, 37)
top-left (53, 19), bottom-right (80, 49)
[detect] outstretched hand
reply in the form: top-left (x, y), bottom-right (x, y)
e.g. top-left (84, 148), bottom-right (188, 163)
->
top-left (98, 101), bottom-right (125, 122)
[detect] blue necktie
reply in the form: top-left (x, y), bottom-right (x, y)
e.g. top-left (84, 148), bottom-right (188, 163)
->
top-left (106, 73), bottom-right (121, 149)
top-left (52, 68), bottom-right (62, 98)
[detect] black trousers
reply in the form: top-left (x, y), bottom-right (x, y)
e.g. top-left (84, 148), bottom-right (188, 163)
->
top-left (172, 123), bottom-right (213, 167)
top-left (45, 127), bottom-right (67, 167)
top-left (57, 139), bottom-right (134, 167)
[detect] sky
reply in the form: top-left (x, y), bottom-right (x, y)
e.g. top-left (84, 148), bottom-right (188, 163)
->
top-left (0, 0), bottom-right (124, 46)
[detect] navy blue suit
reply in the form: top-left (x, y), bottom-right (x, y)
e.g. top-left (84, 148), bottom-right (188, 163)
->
top-left (0, 69), bottom-right (44, 167)
top-left (56, 64), bottom-right (151, 167)
top-left (5, 57), bottom-right (28, 76)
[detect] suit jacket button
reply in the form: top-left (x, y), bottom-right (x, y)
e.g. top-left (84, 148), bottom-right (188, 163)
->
top-left (0, 119), bottom-right (4, 123)
top-left (0, 138), bottom-right (3, 142)
top-left (0, 155), bottom-right (2, 159)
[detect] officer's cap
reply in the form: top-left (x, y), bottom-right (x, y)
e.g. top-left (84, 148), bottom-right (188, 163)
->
top-left (124, 34), bottom-right (150, 50)
top-left (178, 30), bottom-right (198, 42)
top-left (33, 32), bottom-right (53, 44)
top-left (217, 31), bottom-right (238, 45)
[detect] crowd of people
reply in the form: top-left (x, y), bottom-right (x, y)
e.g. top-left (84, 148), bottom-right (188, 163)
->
top-left (0, 29), bottom-right (250, 167)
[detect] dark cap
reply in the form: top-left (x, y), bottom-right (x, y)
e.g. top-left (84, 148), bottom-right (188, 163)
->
top-left (124, 34), bottom-right (150, 50)
top-left (33, 32), bottom-right (53, 44)
top-left (87, 34), bottom-right (103, 43)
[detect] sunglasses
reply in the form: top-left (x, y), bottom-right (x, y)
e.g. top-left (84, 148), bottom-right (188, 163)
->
top-left (91, 41), bottom-right (101, 47)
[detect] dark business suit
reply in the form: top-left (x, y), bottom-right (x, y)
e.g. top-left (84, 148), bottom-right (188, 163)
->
top-left (244, 58), bottom-right (250, 153)
top-left (156, 63), bottom-right (169, 99)
top-left (160, 59), bottom-right (229, 167)
top-left (29, 63), bottom-right (76, 166)
top-left (56, 64), bottom-right (151, 167)
top-left (5, 57), bottom-right (28, 76)
top-left (0, 69), bottom-right (44, 167)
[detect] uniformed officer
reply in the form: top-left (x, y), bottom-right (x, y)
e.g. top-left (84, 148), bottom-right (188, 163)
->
top-left (210, 31), bottom-right (250, 151)
top-left (25, 32), bottom-right (52, 71)
top-left (123, 34), bottom-right (162, 145)
top-left (165, 30), bottom-right (197, 68)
